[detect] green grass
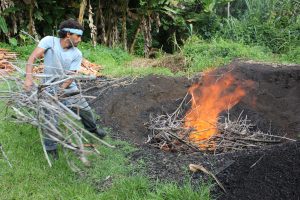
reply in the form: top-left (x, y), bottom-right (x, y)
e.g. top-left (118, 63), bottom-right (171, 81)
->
top-left (79, 43), bottom-right (175, 77)
top-left (81, 42), bottom-right (177, 76)
top-left (182, 36), bottom-right (299, 73)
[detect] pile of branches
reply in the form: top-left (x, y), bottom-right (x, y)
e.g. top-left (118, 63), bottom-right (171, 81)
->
top-left (33, 58), bottom-right (103, 77)
top-left (146, 95), bottom-right (295, 154)
top-left (0, 61), bottom-right (115, 170)
top-left (0, 48), bottom-right (18, 74)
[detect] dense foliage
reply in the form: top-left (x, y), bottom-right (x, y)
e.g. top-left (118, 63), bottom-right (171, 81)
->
top-left (219, 0), bottom-right (300, 53)
top-left (0, 0), bottom-right (299, 56)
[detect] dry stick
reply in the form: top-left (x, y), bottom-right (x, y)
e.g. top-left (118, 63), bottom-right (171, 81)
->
top-left (36, 95), bottom-right (53, 167)
top-left (0, 143), bottom-right (13, 168)
top-left (72, 129), bottom-right (90, 166)
top-left (63, 148), bottom-right (82, 173)
top-left (166, 131), bottom-right (201, 151)
top-left (250, 154), bottom-right (265, 168)
top-left (37, 126), bottom-right (52, 167)
top-left (189, 164), bottom-right (226, 193)
top-left (235, 137), bottom-right (281, 143)
top-left (58, 109), bottom-right (115, 148)
top-left (43, 91), bottom-right (81, 121)
top-left (37, 106), bottom-right (96, 153)
top-left (255, 132), bottom-right (296, 142)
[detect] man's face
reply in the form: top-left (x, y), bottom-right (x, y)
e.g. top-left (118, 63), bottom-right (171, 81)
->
top-left (67, 33), bottom-right (82, 48)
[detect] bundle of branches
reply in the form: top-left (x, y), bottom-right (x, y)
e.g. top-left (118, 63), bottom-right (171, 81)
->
top-left (0, 61), bottom-right (115, 169)
top-left (146, 93), bottom-right (200, 152)
top-left (0, 48), bottom-right (18, 74)
top-left (147, 94), bottom-right (295, 154)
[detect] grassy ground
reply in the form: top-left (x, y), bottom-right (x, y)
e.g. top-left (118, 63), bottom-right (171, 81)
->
top-left (182, 36), bottom-right (300, 73)
top-left (0, 100), bottom-right (211, 199)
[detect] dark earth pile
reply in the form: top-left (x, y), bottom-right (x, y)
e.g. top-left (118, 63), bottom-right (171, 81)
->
top-left (85, 60), bottom-right (300, 199)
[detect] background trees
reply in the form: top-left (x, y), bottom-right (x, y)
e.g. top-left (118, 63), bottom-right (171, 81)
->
top-left (0, 0), bottom-right (299, 56)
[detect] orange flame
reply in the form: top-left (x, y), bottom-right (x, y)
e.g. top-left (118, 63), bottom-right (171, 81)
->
top-left (184, 72), bottom-right (253, 149)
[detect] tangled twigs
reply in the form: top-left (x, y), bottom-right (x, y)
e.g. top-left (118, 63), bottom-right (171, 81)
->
top-left (146, 93), bottom-right (201, 152)
top-left (82, 76), bottom-right (137, 104)
top-left (207, 112), bottom-right (296, 153)
top-left (0, 61), bottom-right (115, 168)
top-left (147, 95), bottom-right (295, 153)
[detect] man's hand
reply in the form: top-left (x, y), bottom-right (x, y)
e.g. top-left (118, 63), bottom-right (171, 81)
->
top-left (24, 76), bottom-right (33, 91)
top-left (0, 59), bottom-right (8, 64)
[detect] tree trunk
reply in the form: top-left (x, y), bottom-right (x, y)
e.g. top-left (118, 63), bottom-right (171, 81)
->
top-left (88, 1), bottom-right (97, 47)
top-left (12, 14), bottom-right (17, 35)
top-left (96, 0), bottom-right (107, 44)
top-left (112, 7), bottom-right (119, 47)
top-left (129, 20), bottom-right (142, 54)
top-left (78, 0), bottom-right (87, 25)
top-left (227, 2), bottom-right (231, 18)
top-left (28, 0), bottom-right (38, 40)
top-left (106, 2), bottom-right (113, 47)
top-left (142, 15), bottom-right (152, 58)
top-left (121, 0), bottom-right (128, 51)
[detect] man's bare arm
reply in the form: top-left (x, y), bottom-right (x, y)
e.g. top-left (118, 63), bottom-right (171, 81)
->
top-left (61, 78), bottom-right (74, 89)
top-left (24, 47), bottom-right (45, 91)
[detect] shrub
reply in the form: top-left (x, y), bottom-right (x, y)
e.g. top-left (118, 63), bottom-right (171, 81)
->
top-left (182, 36), bottom-right (275, 72)
top-left (218, 0), bottom-right (300, 53)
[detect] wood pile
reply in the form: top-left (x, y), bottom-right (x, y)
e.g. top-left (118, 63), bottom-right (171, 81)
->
top-left (33, 58), bottom-right (102, 76)
top-left (0, 48), bottom-right (18, 75)
top-left (80, 58), bottom-right (102, 76)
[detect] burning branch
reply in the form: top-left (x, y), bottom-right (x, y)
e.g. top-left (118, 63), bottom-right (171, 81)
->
top-left (147, 72), bottom-right (295, 153)
top-left (147, 98), bottom-right (294, 153)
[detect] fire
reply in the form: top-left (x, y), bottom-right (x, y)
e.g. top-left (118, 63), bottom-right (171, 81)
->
top-left (184, 71), bottom-right (253, 149)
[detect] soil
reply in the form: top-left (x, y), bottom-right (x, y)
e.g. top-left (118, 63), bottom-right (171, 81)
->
top-left (84, 60), bottom-right (300, 200)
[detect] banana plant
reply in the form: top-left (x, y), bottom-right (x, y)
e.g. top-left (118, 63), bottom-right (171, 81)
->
top-left (0, 16), bottom-right (8, 34)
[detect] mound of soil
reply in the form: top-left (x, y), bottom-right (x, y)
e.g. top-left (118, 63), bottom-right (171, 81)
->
top-left (227, 60), bottom-right (300, 138)
top-left (85, 60), bottom-right (300, 199)
top-left (218, 141), bottom-right (300, 200)
top-left (89, 75), bottom-right (191, 144)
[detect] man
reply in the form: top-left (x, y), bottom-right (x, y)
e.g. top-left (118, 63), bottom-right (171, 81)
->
top-left (24, 19), bottom-right (106, 158)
